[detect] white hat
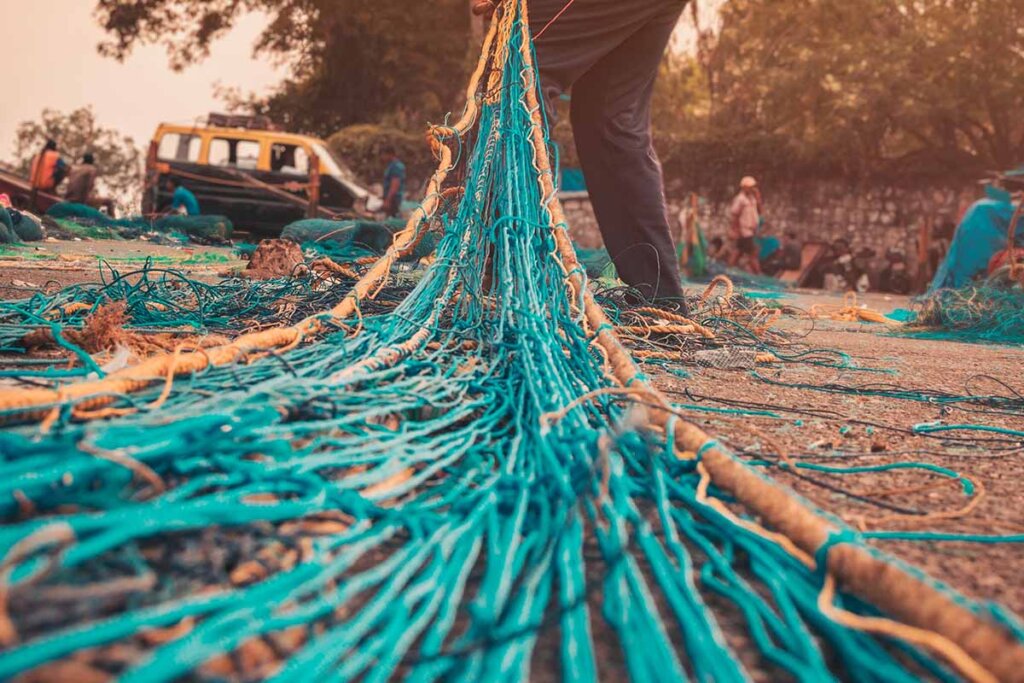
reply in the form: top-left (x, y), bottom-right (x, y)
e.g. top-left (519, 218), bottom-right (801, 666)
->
top-left (740, 176), bottom-right (758, 189)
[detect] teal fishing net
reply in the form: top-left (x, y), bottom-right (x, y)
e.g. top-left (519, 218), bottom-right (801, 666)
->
top-left (910, 285), bottom-right (1024, 344)
top-left (46, 203), bottom-right (232, 243)
top-left (11, 213), bottom-right (43, 242)
top-left (575, 247), bottom-right (618, 280)
top-left (574, 247), bottom-right (789, 292)
top-left (153, 215), bottom-right (233, 242)
top-left (702, 259), bottom-right (792, 291)
top-left (0, 4), bottom-right (1021, 681)
top-left (0, 208), bottom-right (44, 242)
top-left (46, 203), bottom-right (149, 232)
top-left (0, 261), bottom-right (370, 357)
top-left (0, 207), bottom-right (17, 244)
top-left (283, 218), bottom-right (436, 262)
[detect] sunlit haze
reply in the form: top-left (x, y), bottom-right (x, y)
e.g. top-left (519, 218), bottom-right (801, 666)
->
top-left (0, 0), bottom-right (284, 160)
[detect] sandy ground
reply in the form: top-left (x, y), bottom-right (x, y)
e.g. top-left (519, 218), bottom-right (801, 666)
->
top-left (641, 291), bottom-right (1024, 615)
top-left (0, 240), bottom-right (244, 297)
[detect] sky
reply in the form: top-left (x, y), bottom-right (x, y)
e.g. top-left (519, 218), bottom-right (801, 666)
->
top-left (1, 0), bottom-right (725, 164)
top-left (0, 0), bottom-right (283, 161)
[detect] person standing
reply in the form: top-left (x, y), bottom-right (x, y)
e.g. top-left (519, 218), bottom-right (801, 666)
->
top-left (727, 176), bottom-right (763, 275)
top-left (382, 150), bottom-right (406, 218)
top-left (472, 0), bottom-right (687, 307)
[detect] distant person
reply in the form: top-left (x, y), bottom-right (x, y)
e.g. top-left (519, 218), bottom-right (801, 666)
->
top-left (166, 177), bottom-right (200, 216)
top-left (879, 249), bottom-right (911, 294)
top-left (821, 239), bottom-right (855, 291)
top-left (381, 149), bottom-right (406, 218)
top-left (65, 153), bottom-right (116, 215)
top-left (707, 236), bottom-right (725, 260)
top-left (29, 139), bottom-right (68, 194)
top-left (727, 176), bottom-right (763, 274)
top-left (762, 231), bottom-right (802, 276)
top-left (779, 231), bottom-right (802, 271)
top-left (851, 247), bottom-right (876, 292)
top-left (929, 220), bottom-right (956, 276)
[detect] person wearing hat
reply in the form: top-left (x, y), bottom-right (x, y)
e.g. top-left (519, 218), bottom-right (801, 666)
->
top-left (727, 176), bottom-right (763, 274)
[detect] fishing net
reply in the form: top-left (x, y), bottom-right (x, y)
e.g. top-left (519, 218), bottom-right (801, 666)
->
top-left (46, 203), bottom-right (232, 244)
top-left (282, 218), bottom-right (401, 246)
top-left (46, 203), bottom-right (150, 232)
top-left (910, 285), bottom-right (1024, 344)
top-left (283, 218), bottom-right (437, 262)
top-left (575, 247), bottom-right (618, 279)
top-left (153, 215), bottom-right (233, 242)
top-left (701, 259), bottom-right (792, 292)
top-left (13, 217), bottom-right (42, 243)
top-left (0, 205), bottom-right (45, 243)
top-left (0, 207), bottom-right (17, 244)
top-left (0, 261), bottom-right (371, 354)
top-left (0, 3), bottom-right (1021, 681)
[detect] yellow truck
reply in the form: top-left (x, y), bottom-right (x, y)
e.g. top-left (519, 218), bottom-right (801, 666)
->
top-left (144, 115), bottom-right (372, 233)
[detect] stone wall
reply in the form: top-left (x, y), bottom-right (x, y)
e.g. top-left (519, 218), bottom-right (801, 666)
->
top-left (563, 182), bottom-right (980, 264)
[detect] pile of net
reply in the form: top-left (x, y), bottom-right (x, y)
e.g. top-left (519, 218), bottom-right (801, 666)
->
top-left (911, 285), bottom-right (1024, 343)
top-left (0, 206), bottom-right (44, 243)
top-left (0, 261), bottom-right (376, 355)
top-left (576, 247), bottom-right (791, 294)
top-left (0, 3), bottom-right (1021, 681)
top-left (283, 217), bottom-right (437, 262)
top-left (45, 202), bottom-right (233, 243)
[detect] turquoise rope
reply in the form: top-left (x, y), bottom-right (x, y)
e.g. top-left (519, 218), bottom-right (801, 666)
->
top-left (0, 5), bottom-right (1019, 682)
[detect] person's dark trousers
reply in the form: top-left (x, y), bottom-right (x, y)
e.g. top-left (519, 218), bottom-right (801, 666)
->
top-left (530, 0), bottom-right (687, 302)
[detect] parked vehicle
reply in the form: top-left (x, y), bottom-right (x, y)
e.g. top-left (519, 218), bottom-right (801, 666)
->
top-left (144, 115), bottom-right (372, 233)
top-left (0, 164), bottom-right (61, 215)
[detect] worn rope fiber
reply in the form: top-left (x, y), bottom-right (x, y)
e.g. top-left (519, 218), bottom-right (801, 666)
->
top-left (0, 2), bottom-right (1022, 681)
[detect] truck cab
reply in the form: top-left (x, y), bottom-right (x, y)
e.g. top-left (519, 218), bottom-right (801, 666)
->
top-left (144, 116), bottom-right (371, 233)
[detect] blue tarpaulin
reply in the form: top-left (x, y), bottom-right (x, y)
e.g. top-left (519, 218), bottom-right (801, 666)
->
top-left (756, 235), bottom-right (781, 260)
top-left (560, 167), bottom-right (587, 193)
top-left (928, 191), bottom-right (1022, 292)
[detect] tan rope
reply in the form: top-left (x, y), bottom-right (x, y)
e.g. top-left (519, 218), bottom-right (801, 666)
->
top-left (0, 17), bottom-right (505, 426)
top-left (512, 1), bottom-right (1024, 678)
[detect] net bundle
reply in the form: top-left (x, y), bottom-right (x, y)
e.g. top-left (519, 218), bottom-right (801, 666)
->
top-left (46, 203), bottom-right (233, 243)
top-left (912, 285), bottom-right (1024, 344)
top-left (0, 3), bottom-right (1022, 681)
top-left (282, 218), bottom-right (437, 262)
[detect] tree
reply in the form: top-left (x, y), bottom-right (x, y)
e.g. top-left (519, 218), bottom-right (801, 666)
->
top-left (652, 53), bottom-right (712, 141)
top-left (706, 0), bottom-right (1024, 180)
top-left (11, 107), bottom-right (143, 213)
top-left (94, 0), bottom-right (473, 138)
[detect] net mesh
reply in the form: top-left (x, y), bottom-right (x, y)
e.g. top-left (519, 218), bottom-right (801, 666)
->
top-left (0, 3), bottom-right (1020, 681)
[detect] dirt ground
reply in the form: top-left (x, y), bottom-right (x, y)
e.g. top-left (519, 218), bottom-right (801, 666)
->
top-left (643, 295), bottom-right (1024, 616)
top-left (1, 239), bottom-right (1022, 679)
top-left (0, 240), bottom-right (243, 297)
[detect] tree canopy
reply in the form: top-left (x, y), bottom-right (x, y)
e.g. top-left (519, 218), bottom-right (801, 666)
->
top-left (705, 0), bottom-right (1024, 180)
top-left (92, 0), bottom-right (1023, 185)
top-left (94, 0), bottom-right (473, 137)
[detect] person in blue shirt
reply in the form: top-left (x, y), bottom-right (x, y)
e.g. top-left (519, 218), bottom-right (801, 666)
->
top-left (381, 149), bottom-right (406, 218)
top-left (166, 177), bottom-right (200, 216)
